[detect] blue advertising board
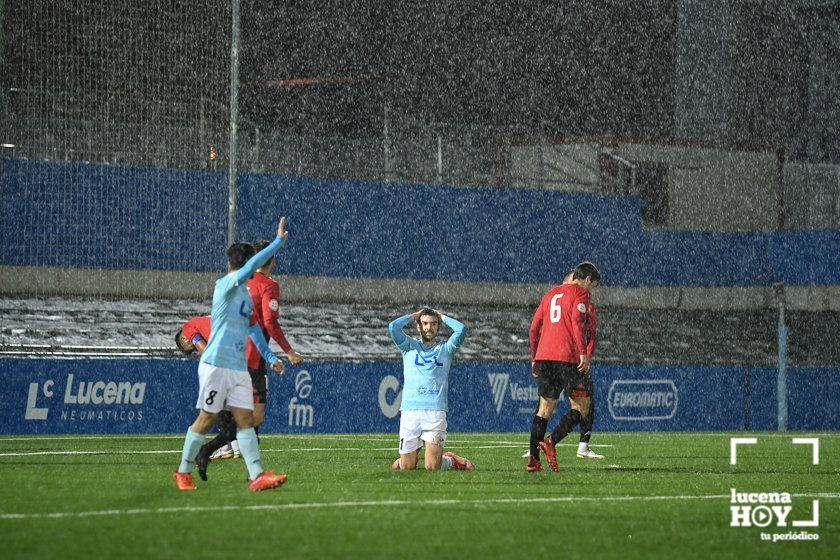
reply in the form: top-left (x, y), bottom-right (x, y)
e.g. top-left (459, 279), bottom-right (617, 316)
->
top-left (0, 359), bottom-right (836, 435)
top-left (4, 158), bottom-right (840, 287)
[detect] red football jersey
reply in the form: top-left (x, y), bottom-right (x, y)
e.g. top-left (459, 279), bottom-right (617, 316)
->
top-left (183, 314), bottom-right (258, 354)
top-left (584, 303), bottom-right (597, 358)
top-left (182, 315), bottom-right (211, 344)
top-left (529, 283), bottom-right (594, 363)
top-left (245, 271), bottom-right (292, 369)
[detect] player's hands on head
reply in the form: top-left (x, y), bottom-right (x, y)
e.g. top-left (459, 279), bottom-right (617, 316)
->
top-left (277, 216), bottom-right (288, 240)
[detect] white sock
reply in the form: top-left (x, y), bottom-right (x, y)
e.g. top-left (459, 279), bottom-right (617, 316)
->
top-left (577, 442), bottom-right (589, 453)
top-left (440, 455), bottom-right (453, 471)
top-left (230, 439), bottom-right (240, 453)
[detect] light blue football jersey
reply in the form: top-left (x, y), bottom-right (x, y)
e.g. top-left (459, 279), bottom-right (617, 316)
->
top-left (201, 236), bottom-right (284, 371)
top-left (388, 314), bottom-right (466, 411)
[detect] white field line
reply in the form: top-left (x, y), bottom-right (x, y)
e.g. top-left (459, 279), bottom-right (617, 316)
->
top-left (454, 441), bottom-right (613, 447)
top-left (2, 493), bottom-right (839, 521)
top-left (0, 443), bottom-right (609, 457)
top-left (634, 433), bottom-right (840, 438)
top-left (0, 435), bottom-right (397, 442)
top-left (0, 448), bottom-right (394, 456)
top-left (1, 432), bottom-right (836, 443)
top-left (0, 436), bottom-right (527, 443)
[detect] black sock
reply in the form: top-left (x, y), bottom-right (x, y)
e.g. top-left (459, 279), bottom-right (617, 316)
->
top-left (221, 412), bottom-right (238, 442)
top-left (551, 409), bottom-right (582, 444)
top-left (199, 411), bottom-right (236, 457)
top-left (199, 431), bottom-right (231, 458)
top-left (579, 400), bottom-right (594, 444)
top-left (530, 415), bottom-right (549, 460)
top-left (254, 425), bottom-right (260, 444)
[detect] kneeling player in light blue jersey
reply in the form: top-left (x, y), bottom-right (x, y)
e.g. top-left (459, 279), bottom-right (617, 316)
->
top-left (173, 216), bottom-right (289, 492)
top-left (388, 308), bottom-right (475, 471)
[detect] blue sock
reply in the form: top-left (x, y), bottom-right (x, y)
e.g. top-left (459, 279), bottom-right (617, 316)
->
top-left (178, 429), bottom-right (205, 474)
top-left (237, 427), bottom-right (264, 480)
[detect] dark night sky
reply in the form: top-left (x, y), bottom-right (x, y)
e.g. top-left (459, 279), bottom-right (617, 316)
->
top-left (10, 0), bottom-right (824, 152)
top-left (240, 2), bottom-right (677, 136)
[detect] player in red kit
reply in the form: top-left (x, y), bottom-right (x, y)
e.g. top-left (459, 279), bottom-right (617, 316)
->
top-left (526, 261), bottom-right (601, 472)
top-left (245, 239), bottom-right (304, 427)
top-left (561, 269), bottom-right (603, 460)
top-left (574, 284), bottom-right (603, 459)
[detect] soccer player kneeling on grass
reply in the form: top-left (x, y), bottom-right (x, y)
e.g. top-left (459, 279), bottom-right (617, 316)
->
top-left (527, 262), bottom-right (601, 472)
top-left (388, 308), bottom-right (474, 471)
top-left (172, 216), bottom-right (289, 492)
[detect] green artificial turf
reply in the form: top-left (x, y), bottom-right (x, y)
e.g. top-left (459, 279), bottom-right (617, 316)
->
top-left (0, 432), bottom-right (836, 559)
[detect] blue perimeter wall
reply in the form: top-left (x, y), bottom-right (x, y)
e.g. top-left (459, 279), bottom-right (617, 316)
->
top-left (2, 158), bottom-right (840, 286)
top-left (2, 359), bottom-right (837, 435)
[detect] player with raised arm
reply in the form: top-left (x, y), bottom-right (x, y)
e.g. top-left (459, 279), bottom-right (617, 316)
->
top-left (174, 314), bottom-right (285, 478)
top-left (526, 262), bottom-right (601, 472)
top-left (388, 308), bottom-right (474, 471)
top-left (197, 238), bottom-right (305, 463)
top-left (172, 216), bottom-right (289, 492)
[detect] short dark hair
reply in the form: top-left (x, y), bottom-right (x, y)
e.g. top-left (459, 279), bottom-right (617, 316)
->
top-left (253, 239), bottom-right (276, 268)
top-left (253, 240), bottom-right (272, 253)
top-left (416, 307), bottom-right (439, 325)
top-left (174, 329), bottom-right (191, 355)
top-left (571, 261), bottom-right (602, 283)
top-left (227, 242), bottom-right (255, 270)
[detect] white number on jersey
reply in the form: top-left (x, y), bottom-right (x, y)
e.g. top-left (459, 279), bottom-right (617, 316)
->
top-left (549, 294), bottom-right (563, 323)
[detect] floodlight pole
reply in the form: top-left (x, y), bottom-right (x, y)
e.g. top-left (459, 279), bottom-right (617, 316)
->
top-left (383, 103), bottom-right (391, 183)
top-left (227, 0), bottom-right (241, 247)
top-left (0, 1), bottom-right (7, 141)
top-left (774, 283), bottom-right (788, 431)
top-left (436, 132), bottom-right (443, 184)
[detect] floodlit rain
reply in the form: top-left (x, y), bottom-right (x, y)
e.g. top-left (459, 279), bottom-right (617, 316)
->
top-left (0, 2), bottom-right (838, 558)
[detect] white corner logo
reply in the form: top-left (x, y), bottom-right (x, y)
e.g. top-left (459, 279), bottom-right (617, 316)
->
top-left (488, 373), bottom-right (509, 414)
top-left (729, 437), bottom-right (821, 541)
top-left (730, 437), bottom-right (758, 465)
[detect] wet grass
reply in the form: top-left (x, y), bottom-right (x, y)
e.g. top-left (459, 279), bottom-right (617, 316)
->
top-left (0, 432), bottom-right (837, 559)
